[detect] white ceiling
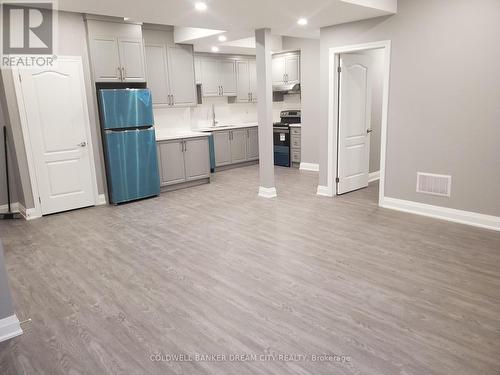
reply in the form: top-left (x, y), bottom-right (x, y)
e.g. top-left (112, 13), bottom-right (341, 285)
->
top-left (58, 0), bottom-right (396, 54)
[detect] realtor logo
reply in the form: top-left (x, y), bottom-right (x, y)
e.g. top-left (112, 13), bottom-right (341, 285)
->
top-left (1, 0), bottom-right (57, 68)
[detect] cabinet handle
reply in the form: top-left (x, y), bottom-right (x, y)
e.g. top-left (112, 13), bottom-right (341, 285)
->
top-left (122, 67), bottom-right (126, 79)
top-left (118, 67), bottom-right (122, 80)
top-left (183, 141), bottom-right (187, 152)
top-left (221, 86), bottom-right (224, 96)
top-left (229, 131), bottom-right (232, 140)
top-left (170, 94), bottom-right (174, 106)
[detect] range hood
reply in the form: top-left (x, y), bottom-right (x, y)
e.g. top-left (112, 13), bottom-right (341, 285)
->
top-left (272, 83), bottom-right (301, 94)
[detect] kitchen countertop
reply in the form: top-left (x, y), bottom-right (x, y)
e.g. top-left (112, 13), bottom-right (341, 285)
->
top-left (196, 122), bottom-right (258, 132)
top-left (155, 129), bottom-right (209, 142)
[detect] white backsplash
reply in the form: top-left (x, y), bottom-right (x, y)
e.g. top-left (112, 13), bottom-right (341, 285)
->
top-left (153, 107), bottom-right (191, 133)
top-left (153, 94), bottom-right (301, 133)
top-left (191, 97), bottom-right (258, 129)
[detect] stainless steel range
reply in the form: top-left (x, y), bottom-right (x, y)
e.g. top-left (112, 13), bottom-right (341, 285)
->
top-left (273, 110), bottom-right (301, 167)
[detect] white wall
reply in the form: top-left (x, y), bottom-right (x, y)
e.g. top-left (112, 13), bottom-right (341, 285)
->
top-left (0, 11), bottom-right (105, 210)
top-left (319, 0), bottom-right (500, 216)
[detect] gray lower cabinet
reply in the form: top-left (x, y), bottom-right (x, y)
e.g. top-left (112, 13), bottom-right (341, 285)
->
top-left (157, 137), bottom-right (210, 187)
top-left (230, 129), bottom-right (247, 164)
top-left (246, 127), bottom-right (259, 160)
top-left (290, 127), bottom-right (301, 166)
top-left (184, 138), bottom-right (210, 181)
top-left (213, 131), bottom-right (231, 166)
top-left (213, 127), bottom-right (259, 167)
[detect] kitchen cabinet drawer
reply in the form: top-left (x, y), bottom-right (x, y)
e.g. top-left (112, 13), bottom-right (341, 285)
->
top-left (291, 149), bottom-right (301, 163)
top-left (291, 135), bottom-right (301, 148)
top-left (291, 128), bottom-right (301, 135)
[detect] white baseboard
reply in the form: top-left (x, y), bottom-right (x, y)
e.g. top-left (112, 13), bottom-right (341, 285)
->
top-left (17, 202), bottom-right (41, 221)
top-left (258, 186), bottom-right (277, 199)
top-left (299, 163), bottom-right (319, 172)
top-left (369, 171), bottom-right (380, 183)
top-left (96, 194), bottom-right (107, 206)
top-left (381, 197), bottom-right (500, 232)
top-left (0, 315), bottom-right (23, 342)
top-left (317, 185), bottom-right (334, 197)
top-left (0, 202), bottom-right (19, 213)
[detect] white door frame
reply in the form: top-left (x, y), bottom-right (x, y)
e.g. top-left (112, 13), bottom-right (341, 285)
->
top-left (323, 40), bottom-right (391, 205)
top-left (12, 56), bottom-right (99, 219)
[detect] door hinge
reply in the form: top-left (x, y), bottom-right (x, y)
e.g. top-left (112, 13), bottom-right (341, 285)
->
top-left (38, 197), bottom-right (41, 203)
top-left (337, 66), bottom-right (342, 73)
top-left (336, 177), bottom-right (340, 183)
top-left (19, 74), bottom-right (22, 82)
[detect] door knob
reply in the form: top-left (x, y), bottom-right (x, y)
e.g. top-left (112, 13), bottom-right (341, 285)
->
top-left (366, 129), bottom-right (373, 134)
top-left (78, 141), bottom-right (87, 147)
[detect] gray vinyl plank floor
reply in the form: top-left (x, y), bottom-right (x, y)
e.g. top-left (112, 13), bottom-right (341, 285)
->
top-left (0, 165), bottom-right (499, 375)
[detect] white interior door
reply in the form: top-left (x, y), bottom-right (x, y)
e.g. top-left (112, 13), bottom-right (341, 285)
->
top-left (18, 58), bottom-right (97, 215)
top-left (337, 53), bottom-right (372, 195)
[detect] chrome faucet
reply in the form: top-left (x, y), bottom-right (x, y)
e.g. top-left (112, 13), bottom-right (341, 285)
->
top-left (211, 104), bottom-right (218, 127)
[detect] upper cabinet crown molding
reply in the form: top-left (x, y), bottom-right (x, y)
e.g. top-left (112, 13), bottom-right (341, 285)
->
top-left (84, 14), bottom-right (143, 25)
top-left (86, 20), bottom-right (146, 82)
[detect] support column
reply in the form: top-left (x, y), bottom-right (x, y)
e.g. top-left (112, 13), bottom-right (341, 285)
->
top-left (255, 28), bottom-right (276, 198)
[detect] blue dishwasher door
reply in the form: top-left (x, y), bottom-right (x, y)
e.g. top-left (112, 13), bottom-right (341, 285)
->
top-left (104, 128), bottom-right (160, 204)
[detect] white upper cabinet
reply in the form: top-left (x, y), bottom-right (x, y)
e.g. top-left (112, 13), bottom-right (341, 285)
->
top-left (200, 58), bottom-right (220, 97)
top-left (272, 55), bottom-right (286, 85)
top-left (118, 38), bottom-right (146, 82)
top-left (218, 59), bottom-right (237, 96)
top-left (236, 60), bottom-right (250, 102)
top-left (248, 60), bottom-right (258, 102)
top-left (167, 45), bottom-right (197, 106)
top-left (90, 36), bottom-right (121, 82)
top-left (236, 58), bottom-right (258, 103)
top-left (194, 57), bottom-right (202, 84)
top-left (285, 54), bottom-right (300, 84)
top-left (198, 56), bottom-right (237, 97)
top-left (86, 19), bottom-right (146, 82)
top-left (143, 28), bottom-right (196, 107)
top-left (145, 44), bottom-right (169, 105)
top-left (272, 52), bottom-right (300, 86)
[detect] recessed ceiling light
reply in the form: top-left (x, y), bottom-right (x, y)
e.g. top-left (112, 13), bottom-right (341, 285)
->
top-left (218, 35), bottom-right (227, 42)
top-left (211, 46), bottom-right (219, 52)
top-left (195, 2), bottom-right (207, 11)
top-left (297, 18), bottom-right (308, 26)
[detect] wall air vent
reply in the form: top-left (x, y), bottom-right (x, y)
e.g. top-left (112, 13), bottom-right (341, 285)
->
top-left (416, 172), bottom-right (452, 197)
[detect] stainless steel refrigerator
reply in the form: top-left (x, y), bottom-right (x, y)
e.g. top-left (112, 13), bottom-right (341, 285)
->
top-left (99, 89), bottom-right (160, 204)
